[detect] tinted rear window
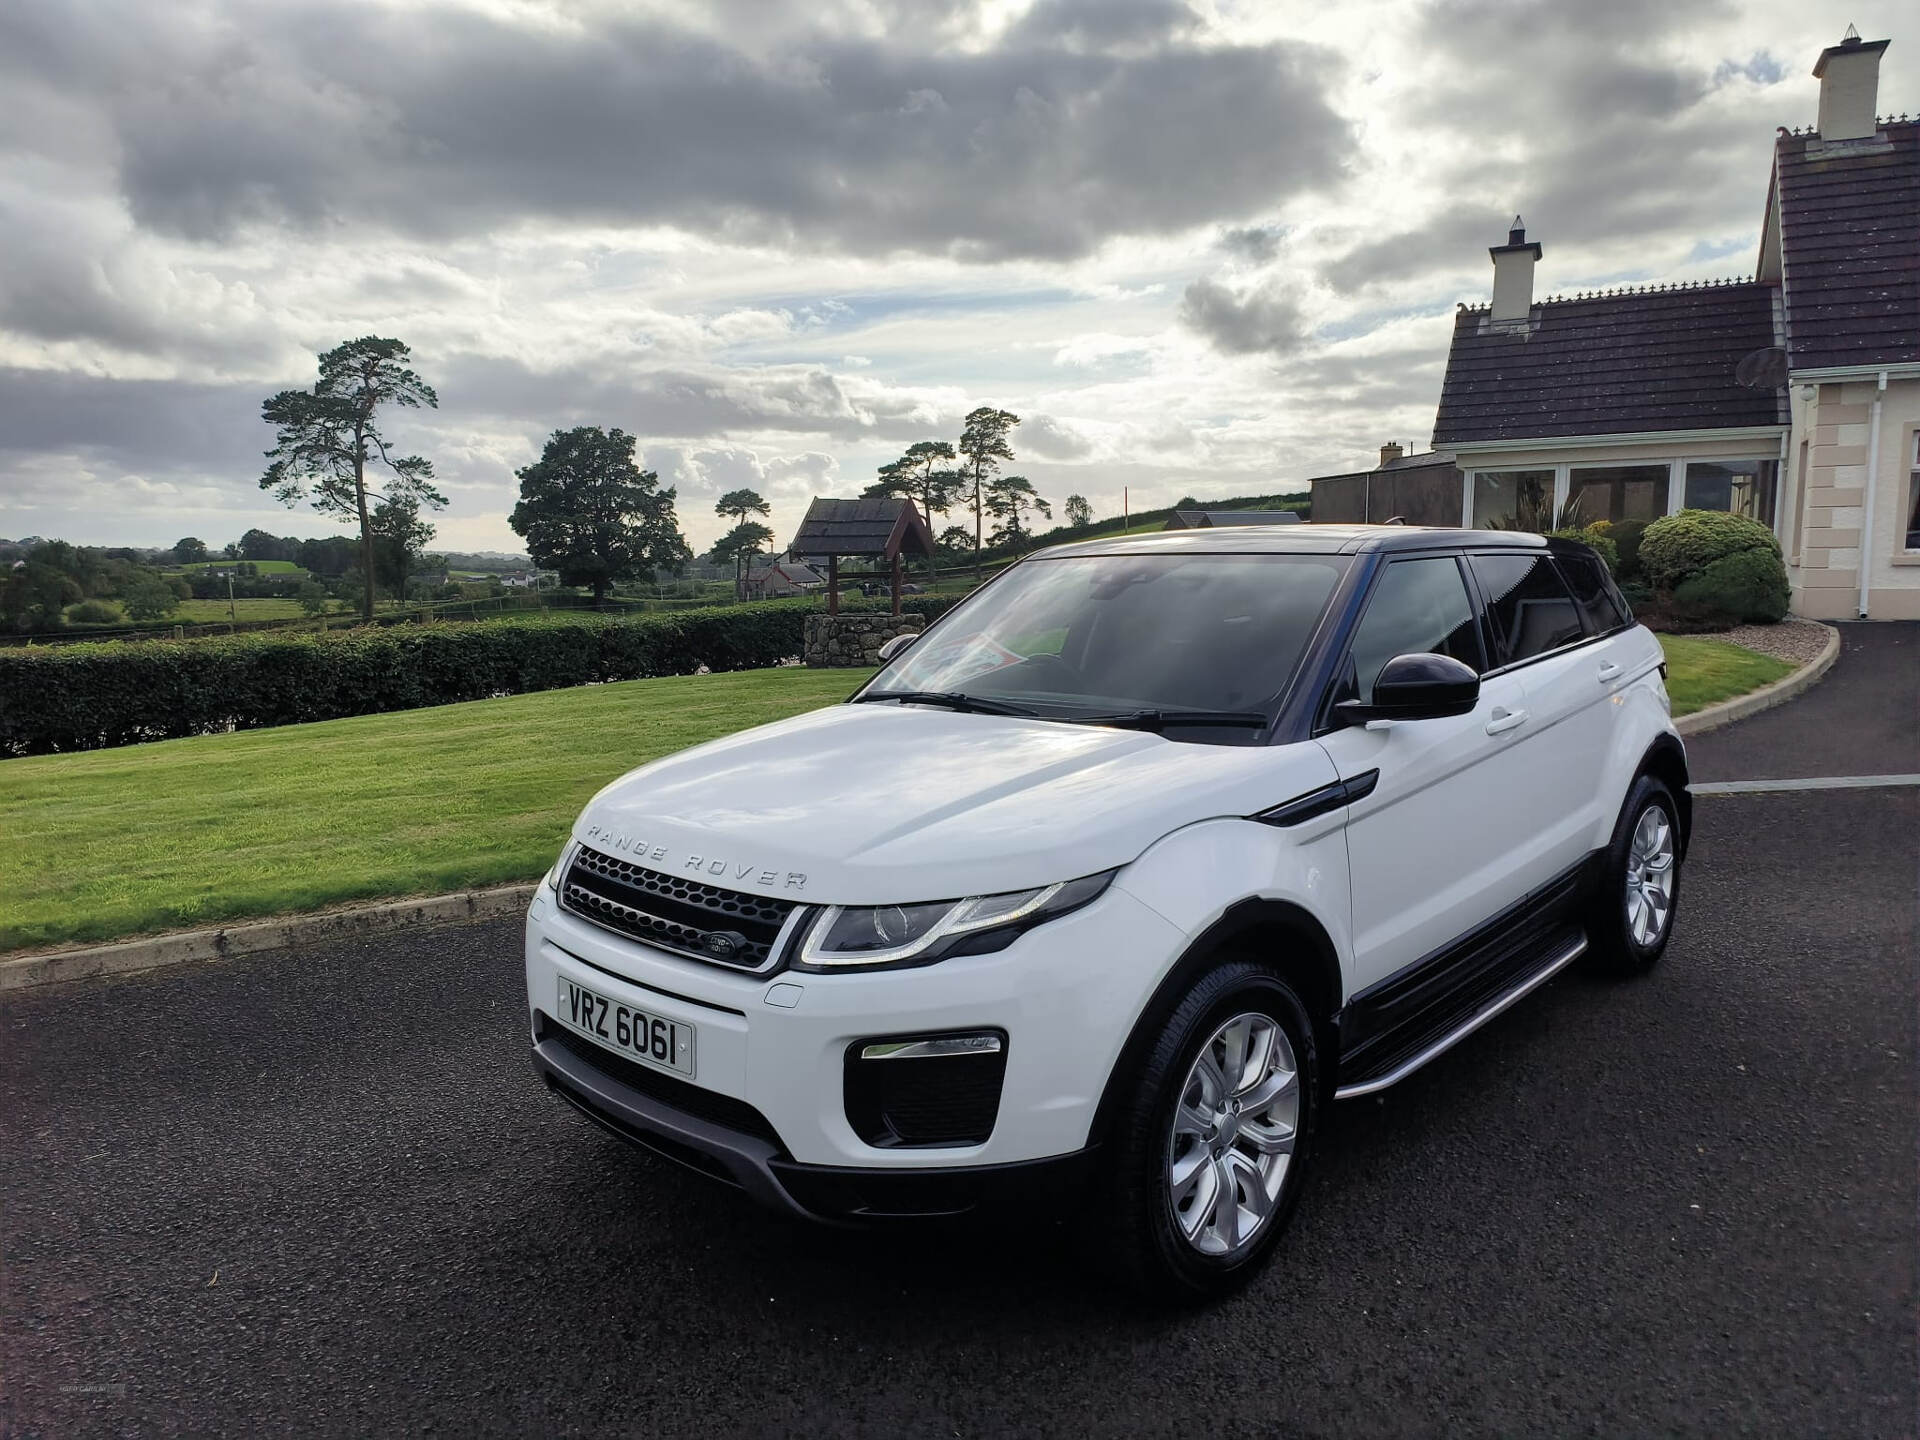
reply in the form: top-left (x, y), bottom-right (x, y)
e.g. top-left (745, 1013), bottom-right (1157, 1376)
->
top-left (1554, 548), bottom-right (1631, 633)
top-left (1469, 553), bottom-right (1586, 668)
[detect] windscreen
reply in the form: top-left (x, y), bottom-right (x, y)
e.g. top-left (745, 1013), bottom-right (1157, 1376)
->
top-left (871, 553), bottom-right (1347, 718)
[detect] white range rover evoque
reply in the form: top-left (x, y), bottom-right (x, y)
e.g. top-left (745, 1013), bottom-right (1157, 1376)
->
top-left (524, 524), bottom-right (1688, 1298)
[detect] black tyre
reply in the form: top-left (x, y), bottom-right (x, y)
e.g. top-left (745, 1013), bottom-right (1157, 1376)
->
top-left (1091, 962), bottom-right (1320, 1302)
top-left (1584, 772), bottom-right (1683, 975)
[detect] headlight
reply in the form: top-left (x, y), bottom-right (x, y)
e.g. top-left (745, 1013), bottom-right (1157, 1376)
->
top-left (545, 840), bottom-right (577, 892)
top-left (794, 870), bottom-right (1115, 971)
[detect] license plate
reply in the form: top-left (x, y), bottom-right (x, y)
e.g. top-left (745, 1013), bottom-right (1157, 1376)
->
top-left (555, 976), bottom-right (696, 1078)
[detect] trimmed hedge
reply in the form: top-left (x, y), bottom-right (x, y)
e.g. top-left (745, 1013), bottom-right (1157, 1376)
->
top-left (1639, 509), bottom-right (1780, 590)
top-left (0, 594), bottom-right (965, 756)
top-left (1672, 548), bottom-right (1791, 625)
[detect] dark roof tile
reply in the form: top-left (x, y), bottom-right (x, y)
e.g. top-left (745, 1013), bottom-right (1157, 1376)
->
top-left (1777, 120), bottom-right (1920, 372)
top-left (1432, 283), bottom-right (1782, 445)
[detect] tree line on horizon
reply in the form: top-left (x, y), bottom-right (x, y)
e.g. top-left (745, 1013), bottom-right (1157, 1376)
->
top-left (255, 335), bottom-right (1097, 614)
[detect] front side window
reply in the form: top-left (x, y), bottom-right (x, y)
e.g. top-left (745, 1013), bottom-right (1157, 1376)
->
top-left (875, 553), bottom-right (1348, 726)
top-left (1471, 470), bottom-right (1553, 530)
top-left (1684, 459), bottom-right (1778, 527)
top-left (1563, 465), bottom-right (1668, 526)
top-left (1469, 553), bottom-right (1586, 668)
top-left (1344, 557), bottom-right (1484, 701)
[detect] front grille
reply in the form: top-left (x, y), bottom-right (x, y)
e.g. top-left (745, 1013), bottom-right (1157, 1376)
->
top-left (560, 845), bottom-right (800, 971)
top-left (844, 1039), bottom-right (1009, 1148)
top-left (541, 1014), bottom-right (783, 1147)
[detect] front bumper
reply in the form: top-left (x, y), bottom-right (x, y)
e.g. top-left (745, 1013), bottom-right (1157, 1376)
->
top-left (523, 876), bottom-right (1184, 1190)
top-left (531, 1019), bottom-right (1096, 1221)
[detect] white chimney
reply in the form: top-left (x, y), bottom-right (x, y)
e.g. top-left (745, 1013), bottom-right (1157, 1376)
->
top-left (1813, 29), bottom-right (1889, 142)
top-left (1488, 216), bottom-right (1542, 324)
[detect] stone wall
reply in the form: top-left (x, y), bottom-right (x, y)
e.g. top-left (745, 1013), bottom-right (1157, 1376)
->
top-left (803, 613), bottom-right (923, 668)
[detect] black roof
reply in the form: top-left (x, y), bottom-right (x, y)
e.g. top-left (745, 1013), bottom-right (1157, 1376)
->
top-left (790, 498), bottom-right (935, 560)
top-left (1035, 523), bottom-right (1547, 560)
top-left (1433, 283), bottom-right (1783, 445)
top-left (1776, 119), bottom-right (1920, 372)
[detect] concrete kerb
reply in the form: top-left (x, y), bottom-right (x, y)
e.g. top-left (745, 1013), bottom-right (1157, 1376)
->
top-left (0, 623), bottom-right (1842, 995)
top-left (1673, 622), bottom-right (1841, 737)
top-left (0, 883), bottom-right (538, 995)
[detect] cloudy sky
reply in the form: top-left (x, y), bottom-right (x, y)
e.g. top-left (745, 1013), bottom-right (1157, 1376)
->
top-left (1, 0), bottom-right (1910, 555)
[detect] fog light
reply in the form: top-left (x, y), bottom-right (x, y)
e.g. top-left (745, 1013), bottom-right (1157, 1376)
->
top-left (845, 1030), bottom-right (1009, 1148)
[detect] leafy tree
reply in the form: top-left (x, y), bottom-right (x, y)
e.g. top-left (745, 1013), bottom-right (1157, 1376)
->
top-left (239, 528), bottom-right (298, 563)
top-left (1, 561), bottom-right (80, 632)
top-left (938, 525), bottom-right (976, 557)
top-left (260, 336), bottom-right (446, 620)
top-left (1064, 494), bottom-right (1094, 529)
top-left (370, 496), bottom-right (435, 604)
top-left (122, 572), bottom-right (182, 621)
top-left (298, 535), bottom-right (359, 577)
top-left (708, 522), bottom-right (776, 584)
top-left (957, 407), bottom-right (1020, 579)
top-left (509, 426), bottom-right (692, 602)
top-left (864, 441), bottom-right (962, 578)
top-left (296, 580), bottom-right (331, 618)
top-left (714, 489), bottom-right (772, 598)
top-left (985, 475), bottom-right (1053, 550)
top-left (173, 536), bottom-right (209, 564)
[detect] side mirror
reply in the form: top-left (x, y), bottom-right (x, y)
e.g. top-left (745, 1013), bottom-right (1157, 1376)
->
top-left (876, 632), bottom-right (918, 663)
top-left (1333, 652), bottom-right (1479, 727)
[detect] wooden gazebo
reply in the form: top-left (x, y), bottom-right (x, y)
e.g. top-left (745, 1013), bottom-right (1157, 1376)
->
top-left (791, 498), bottom-right (936, 615)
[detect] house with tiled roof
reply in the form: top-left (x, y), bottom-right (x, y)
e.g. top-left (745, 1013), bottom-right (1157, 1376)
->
top-left (1429, 30), bottom-right (1919, 620)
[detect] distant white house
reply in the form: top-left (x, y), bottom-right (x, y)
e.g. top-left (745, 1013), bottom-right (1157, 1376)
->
top-left (744, 560), bottom-right (828, 598)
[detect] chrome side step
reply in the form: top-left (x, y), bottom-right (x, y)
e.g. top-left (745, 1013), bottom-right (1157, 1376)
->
top-left (1334, 933), bottom-right (1589, 1100)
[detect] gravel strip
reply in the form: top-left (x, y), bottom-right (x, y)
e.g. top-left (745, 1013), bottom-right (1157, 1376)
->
top-left (1718, 617), bottom-right (1833, 664)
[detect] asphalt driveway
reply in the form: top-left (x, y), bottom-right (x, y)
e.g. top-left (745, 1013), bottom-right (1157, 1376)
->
top-left (3, 627), bottom-right (1914, 1437)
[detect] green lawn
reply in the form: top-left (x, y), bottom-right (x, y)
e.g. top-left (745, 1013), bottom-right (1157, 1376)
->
top-left (1656, 633), bottom-right (1793, 716)
top-left (0, 667), bottom-right (865, 953)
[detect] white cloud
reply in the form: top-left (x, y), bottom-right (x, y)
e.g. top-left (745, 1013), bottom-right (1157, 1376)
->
top-left (1, 0), bottom-right (1910, 551)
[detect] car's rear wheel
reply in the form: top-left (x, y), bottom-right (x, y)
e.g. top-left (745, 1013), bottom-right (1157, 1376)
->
top-left (1091, 962), bottom-right (1319, 1301)
top-left (1585, 773), bottom-right (1683, 975)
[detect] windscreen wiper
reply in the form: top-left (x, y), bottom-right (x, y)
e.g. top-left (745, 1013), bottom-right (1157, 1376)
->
top-left (1070, 708), bottom-right (1271, 733)
top-left (853, 689), bottom-right (1041, 717)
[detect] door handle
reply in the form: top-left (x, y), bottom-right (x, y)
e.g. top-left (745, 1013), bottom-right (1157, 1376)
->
top-left (1597, 661), bottom-right (1623, 683)
top-left (1485, 706), bottom-right (1529, 735)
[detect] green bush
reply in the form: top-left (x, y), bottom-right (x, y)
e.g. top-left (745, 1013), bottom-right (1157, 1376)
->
top-left (0, 592), bottom-right (971, 756)
top-left (1638, 509), bottom-right (1780, 590)
top-left (1547, 527), bottom-right (1620, 576)
top-left (1602, 518), bottom-right (1650, 580)
top-left (1619, 579), bottom-right (1654, 609)
top-left (1671, 548), bottom-right (1791, 626)
top-left (66, 600), bottom-right (121, 625)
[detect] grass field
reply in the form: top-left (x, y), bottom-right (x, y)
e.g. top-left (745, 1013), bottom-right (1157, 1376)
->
top-left (0, 633), bottom-right (1797, 953)
top-left (170, 559), bottom-right (306, 575)
top-left (1655, 634), bottom-right (1793, 716)
top-left (0, 667), bottom-right (865, 953)
top-left (65, 596), bottom-right (347, 626)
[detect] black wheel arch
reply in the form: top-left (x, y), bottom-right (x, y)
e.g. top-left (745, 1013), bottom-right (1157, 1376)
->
top-left (1636, 734), bottom-right (1692, 854)
top-left (1088, 898), bottom-right (1344, 1148)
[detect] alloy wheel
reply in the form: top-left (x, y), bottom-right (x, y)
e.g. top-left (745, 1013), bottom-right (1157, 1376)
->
top-left (1167, 1011), bottom-right (1300, 1255)
top-left (1624, 804), bottom-right (1676, 948)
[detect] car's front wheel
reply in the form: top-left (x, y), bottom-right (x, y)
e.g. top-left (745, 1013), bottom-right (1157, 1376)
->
top-left (1585, 772), bottom-right (1683, 974)
top-left (1092, 962), bottom-right (1319, 1301)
